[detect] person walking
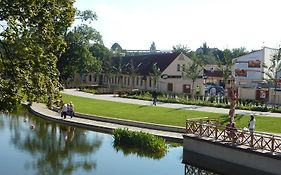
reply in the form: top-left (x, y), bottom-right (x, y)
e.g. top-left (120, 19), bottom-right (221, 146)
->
top-left (152, 89), bottom-right (158, 106)
top-left (248, 114), bottom-right (256, 133)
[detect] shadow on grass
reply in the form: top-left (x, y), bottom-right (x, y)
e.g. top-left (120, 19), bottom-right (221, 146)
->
top-left (167, 106), bottom-right (202, 112)
top-left (138, 105), bottom-right (148, 109)
top-left (219, 114), bottom-right (246, 125)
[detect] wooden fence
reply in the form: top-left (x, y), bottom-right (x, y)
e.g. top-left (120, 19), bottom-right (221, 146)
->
top-left (186, 118), bottom-right (281, 154)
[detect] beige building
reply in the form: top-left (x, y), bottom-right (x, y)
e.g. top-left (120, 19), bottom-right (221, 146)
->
top-left (74, 52), bottom-right (205, 95)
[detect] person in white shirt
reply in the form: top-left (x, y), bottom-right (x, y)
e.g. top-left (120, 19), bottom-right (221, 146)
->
top-left (248, 114), bottom-right (256, 133)
top-left (61, 103), bottom-right (68, 119)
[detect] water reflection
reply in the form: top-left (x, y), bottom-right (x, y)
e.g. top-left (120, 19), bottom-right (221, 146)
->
top-left (1, 109), bottom-right (222, 175)
top-left (7, 109), bottom-right (102, 175)
top-left (184, 164), bottom-right (217, 175)
top-left (113, 143), bottom-right (166, 160)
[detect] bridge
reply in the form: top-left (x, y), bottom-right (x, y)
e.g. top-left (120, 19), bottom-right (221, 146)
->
top-left (183, 118), bottom-right (281, 175)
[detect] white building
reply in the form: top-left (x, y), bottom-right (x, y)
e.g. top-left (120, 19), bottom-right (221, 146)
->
top-left (233, 47), bottom-right (277, 87)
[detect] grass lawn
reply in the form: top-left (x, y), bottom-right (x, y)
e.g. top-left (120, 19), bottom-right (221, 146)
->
top-left (62, 94), bottom-right (281, 134)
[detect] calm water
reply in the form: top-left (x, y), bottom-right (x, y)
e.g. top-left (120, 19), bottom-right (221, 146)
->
top-left (0, 109), bottom-right (214, 175)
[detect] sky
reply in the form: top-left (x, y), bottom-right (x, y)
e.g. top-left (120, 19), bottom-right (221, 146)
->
top-left (74, 0), bottom-right (281, 51)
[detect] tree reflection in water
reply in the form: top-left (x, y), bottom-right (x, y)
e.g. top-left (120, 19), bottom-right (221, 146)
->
top-left (113, 144), bottom-right (167, 160)
top-left (184, 164), bottom-right (217, 175)
top-left (7, 108), bottom-right (102, 175)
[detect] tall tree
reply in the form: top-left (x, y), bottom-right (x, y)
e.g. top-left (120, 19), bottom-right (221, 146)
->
top-left (263, 48), bottom-right (281, 107)
top-left (216, 49), bottom-right (235, 88)
top-left (172, 44), bottom-right (191, 57)
top-left (58, 24), bottom-right (102, 83)
top-left (150, 63), bottom-right (161, 89)
top-left (182, 53), bottom-right (204, 99)
top-left (0, 0), bottom-right (75, 111)
top-left (150, 41), bottom-right (157, 52)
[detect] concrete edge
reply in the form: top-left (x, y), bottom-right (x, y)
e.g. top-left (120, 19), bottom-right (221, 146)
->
top-left (28, 104), bottom-right (183, 143)
top-left (52, 106), bottom-right (186, 134)
top-left (183, 134), bottom-right (281, 160)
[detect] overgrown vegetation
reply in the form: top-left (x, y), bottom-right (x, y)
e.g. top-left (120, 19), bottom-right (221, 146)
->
top-left (113, 128), bottom-right (167, 159)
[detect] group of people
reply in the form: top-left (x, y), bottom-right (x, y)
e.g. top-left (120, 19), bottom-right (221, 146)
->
top-left (226, 114), bottom-right (256, 141)
top-left (61, 102), bottom-right (75, 119)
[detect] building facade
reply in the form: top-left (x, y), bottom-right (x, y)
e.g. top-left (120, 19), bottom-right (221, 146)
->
top-left (233, 47), bottom-right (277, 87)
top-left (75, 52), bottom-right (205, 95)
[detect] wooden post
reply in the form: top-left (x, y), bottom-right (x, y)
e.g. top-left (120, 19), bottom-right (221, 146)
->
top-left (271, 136), bottom-right (275, 153)
top-left (250, 133), bottom-right (254, 148)
top-left (215, 124), bottom-right (218, 140)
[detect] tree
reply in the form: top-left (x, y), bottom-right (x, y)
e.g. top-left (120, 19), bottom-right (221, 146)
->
top-left (150, 41), bottom-right (157, 52)
top-left (0, 0), bottom-right (75, 111)
top-left (58, 24), bottom-right (102, 83)
top-left (263, 48), bottom-right (281, 107)
top-left (150, 63), bottom-right (161, 90)
top-left (216, 49), bottom-right (235, 88)
top-left (172, 44), bottom-right (191, 57)
top-left (182, 53), bottom-right (204, 99)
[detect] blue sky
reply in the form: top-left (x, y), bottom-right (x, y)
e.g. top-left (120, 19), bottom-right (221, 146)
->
top-left (74, 0), bottom-right (281, 51)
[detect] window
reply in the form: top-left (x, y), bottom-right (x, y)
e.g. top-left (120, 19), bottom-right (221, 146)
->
top-left (136, 77), bottom-right (139, 86)
top-left (167, 83), bottom-right (173, 92)
top-left (183, 84), bottom-right (191, 93)
top-left (89, 75), bottom-right (92, 82)
top-left (149, 77), bottom-right (152, 87)
top-left (128, 78), bottom-right (130, 86)
top-left (177, 64), bottom-right (181, 71)
top-left (140, 78), bottom-right (143, 86)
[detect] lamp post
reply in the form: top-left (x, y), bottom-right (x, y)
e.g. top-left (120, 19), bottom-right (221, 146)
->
top-left (227, 75), bottom-right (237, 123)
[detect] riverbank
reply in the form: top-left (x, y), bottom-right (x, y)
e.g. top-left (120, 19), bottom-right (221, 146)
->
top-left (29, 103), bottom-right (184, 143)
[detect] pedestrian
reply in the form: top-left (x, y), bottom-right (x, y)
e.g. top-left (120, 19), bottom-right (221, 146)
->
top-left (61, 103), bottom-right (68, 119)
top-left (248, 114), bottom-right (256, 133)
top-left (152, 89), bottom-right (158, 106)
top-left (68, 102), bottom-right (75, 118)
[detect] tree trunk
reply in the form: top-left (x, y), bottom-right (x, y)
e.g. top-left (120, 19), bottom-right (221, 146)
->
top-left (228, 87), bottom-right (237, 122)
top-left (191, 80), bottom-right (195, 100)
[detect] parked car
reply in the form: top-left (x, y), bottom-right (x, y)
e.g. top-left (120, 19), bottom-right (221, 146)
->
top-left (205, 85), bottom-right (224, 96)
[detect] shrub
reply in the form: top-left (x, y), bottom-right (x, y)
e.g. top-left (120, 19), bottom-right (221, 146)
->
top-left (113, 128), bottom-right (168, 154)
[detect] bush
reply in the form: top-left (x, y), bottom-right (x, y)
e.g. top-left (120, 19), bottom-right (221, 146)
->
top-left (113, 128), bottom-right (167, 154)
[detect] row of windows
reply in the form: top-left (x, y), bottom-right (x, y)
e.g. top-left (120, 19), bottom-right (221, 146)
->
top-left (106, 76), bottom-right (157, 88)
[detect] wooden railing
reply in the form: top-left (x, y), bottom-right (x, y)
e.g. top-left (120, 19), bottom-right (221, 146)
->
top-left (186, 118), bottom-right (281, 154)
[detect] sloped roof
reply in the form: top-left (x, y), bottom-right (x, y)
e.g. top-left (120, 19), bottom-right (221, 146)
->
top-left (111, 52), bottom-right (181, 76)
top-left (203, 69), bottom-right (223, 78)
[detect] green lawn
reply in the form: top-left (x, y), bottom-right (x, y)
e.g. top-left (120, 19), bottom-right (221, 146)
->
top-left (62, 94), bottom-right (281, 134)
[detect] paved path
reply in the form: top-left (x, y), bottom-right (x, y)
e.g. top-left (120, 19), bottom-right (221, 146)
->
top-left (29, 103), bottom-right (183, 143)
top-left (62, 89), bottom-right (281, 118)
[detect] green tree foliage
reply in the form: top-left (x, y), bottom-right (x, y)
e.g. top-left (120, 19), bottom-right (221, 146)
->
top-left (0, 0), bottom-right (75, 111)
top-left (58, 24), bottom-right (102, 82)
top-left (90, 43), bottom-right (111, 72)
top-left (263, 48), bottom-right (281, 107)
top-left (182, 53), bottom-right (204, 99)
top-left (172, 44), bottom-right (192, 57)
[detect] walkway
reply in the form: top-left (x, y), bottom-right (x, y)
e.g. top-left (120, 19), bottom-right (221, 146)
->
top-left (29, 103), bottom-right (183, 143)
top-left (62, 89), bottom-right (281, 118)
